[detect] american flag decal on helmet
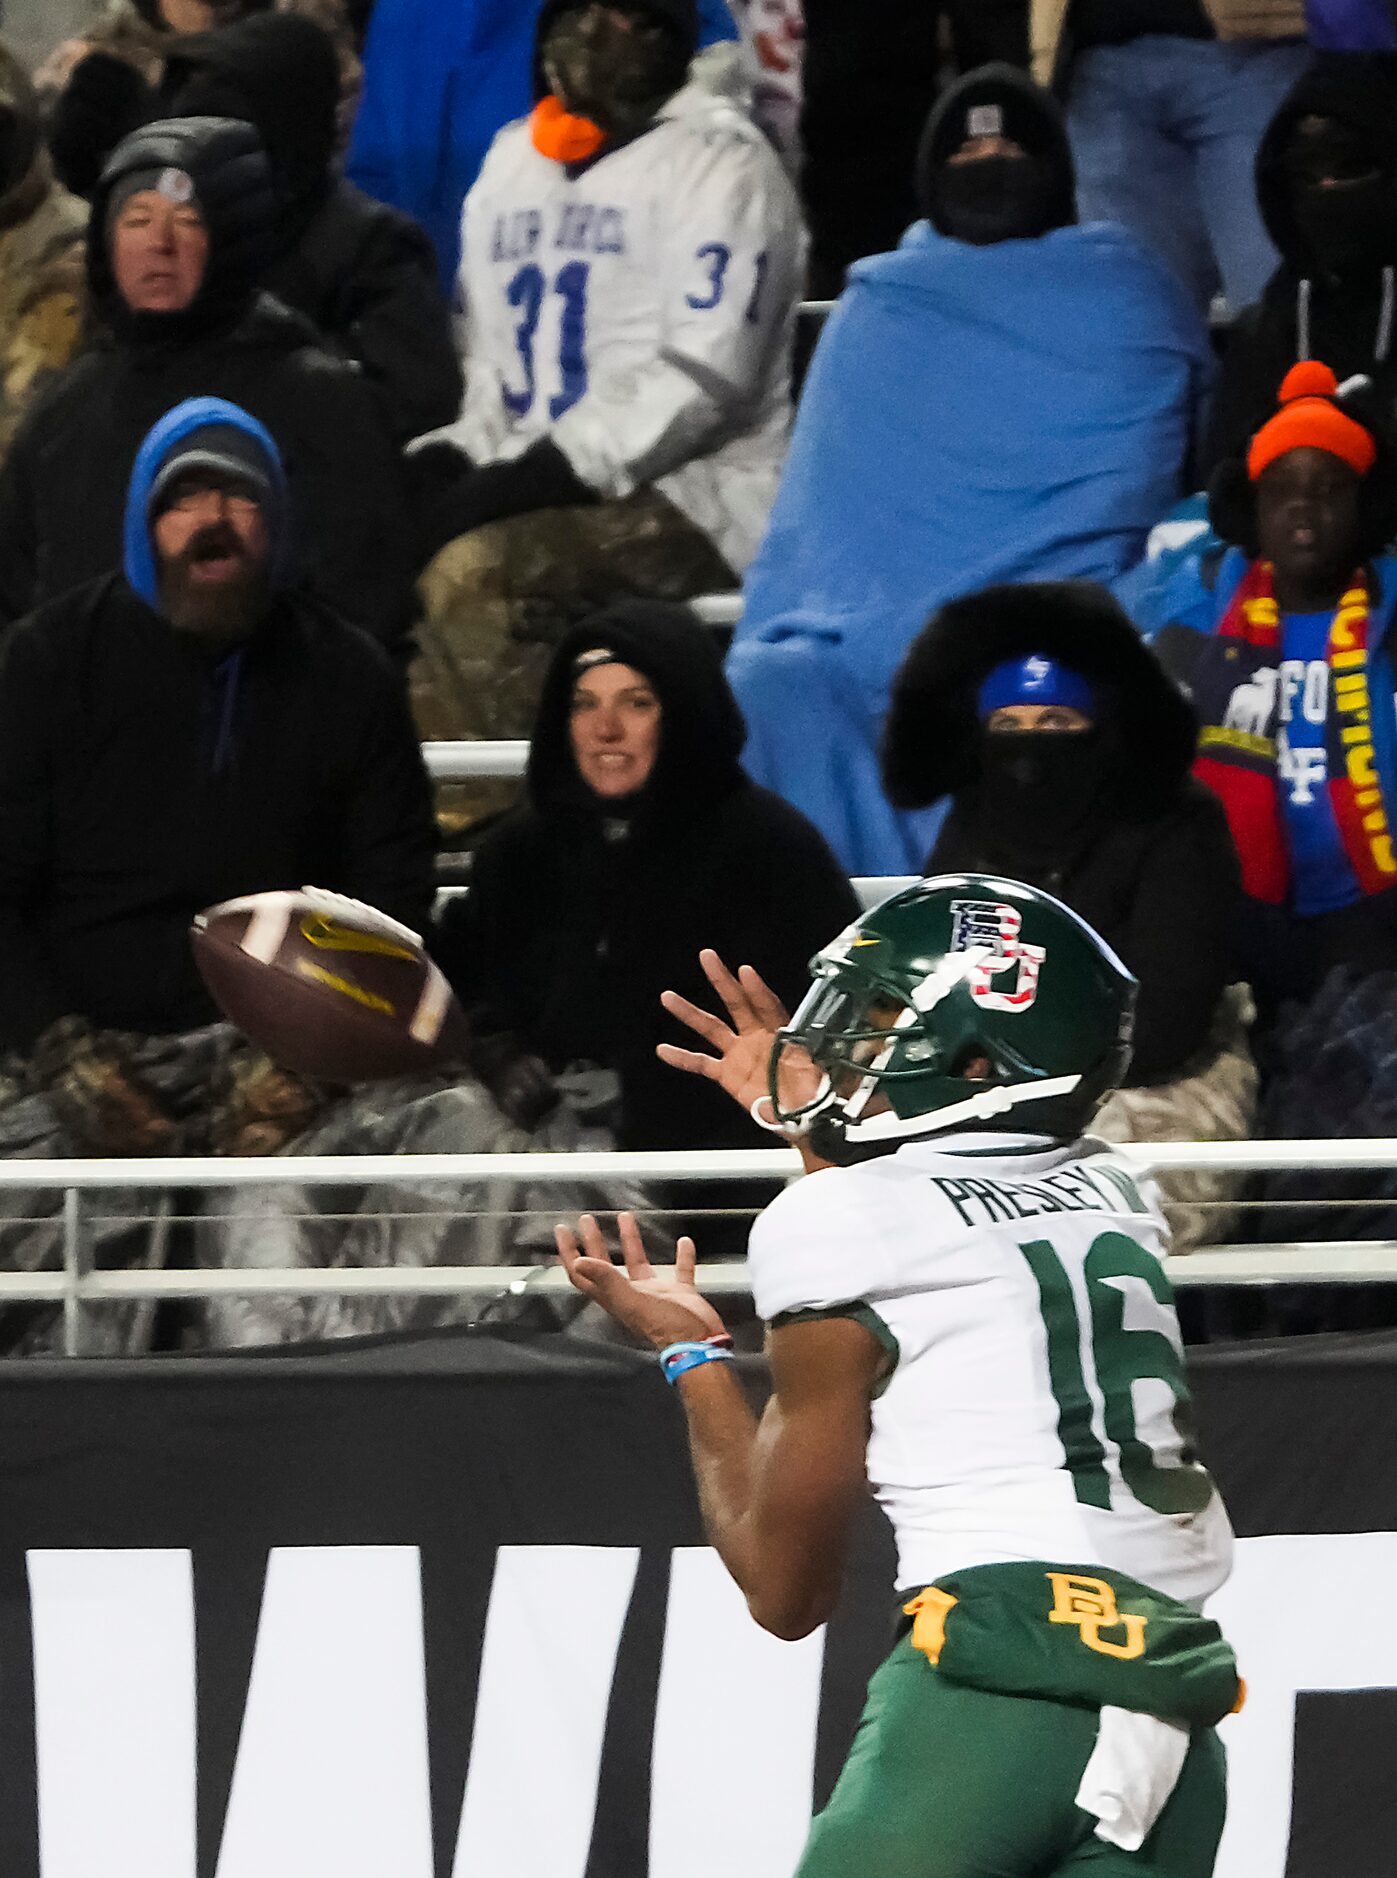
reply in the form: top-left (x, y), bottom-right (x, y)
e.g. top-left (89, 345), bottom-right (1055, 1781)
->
top-left (950, 900), bottom-right (1046, 1012)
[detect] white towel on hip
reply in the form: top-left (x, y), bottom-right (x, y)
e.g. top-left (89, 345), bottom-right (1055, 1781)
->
top-left (1076, 1706), bottom-right (1192, 1851)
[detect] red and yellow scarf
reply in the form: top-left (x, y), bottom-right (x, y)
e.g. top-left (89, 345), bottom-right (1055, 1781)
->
top-left (1193, 560), bottom-right (1397, 905)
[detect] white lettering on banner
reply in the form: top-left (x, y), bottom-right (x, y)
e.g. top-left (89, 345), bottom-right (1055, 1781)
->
top-left (27, 1536), bottom-right (1395, 1877)
top-left (1278, 659), bottom-right (1329, 726)
top-left (651, 1549), bottom-right (825, 1878)
top-left (1279, 732), bottom-right (1329, 806)
top-left (29, 1549), bottom-right (197, 1878)
top-left (216, 1547), bottom-right (433, 1878)
top-left (452, 1545), bottom-right (639, 1878)
top-left (1210, 1531), bottom-right (1397, 1878)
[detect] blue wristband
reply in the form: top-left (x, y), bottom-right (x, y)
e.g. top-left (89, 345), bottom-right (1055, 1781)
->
top-left (659, 1339), bottom-right (735, 1385)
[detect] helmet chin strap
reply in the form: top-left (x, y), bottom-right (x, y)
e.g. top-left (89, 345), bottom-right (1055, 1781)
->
top-left (838, 1072), bottom-right (1085, 1147)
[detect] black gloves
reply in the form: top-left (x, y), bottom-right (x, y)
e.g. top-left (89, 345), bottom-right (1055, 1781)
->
top-left (417, 439), bottom-right (596, 566)
top-left (463, 1029), bottom-right (560, 1134)
top-left (48, 53), bottom-right (154, 200)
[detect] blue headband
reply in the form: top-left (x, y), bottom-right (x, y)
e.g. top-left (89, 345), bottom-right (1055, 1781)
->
top-left (978, 655), bottom-right (1095, 718)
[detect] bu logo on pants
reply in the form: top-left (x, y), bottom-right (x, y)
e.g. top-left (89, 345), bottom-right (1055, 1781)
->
top-left (1047, 1572), bottom-right (1148, 1661)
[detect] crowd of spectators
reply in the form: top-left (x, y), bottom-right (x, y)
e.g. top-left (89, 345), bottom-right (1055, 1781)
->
top-left (1, 0), bottom-right (1397, 1347)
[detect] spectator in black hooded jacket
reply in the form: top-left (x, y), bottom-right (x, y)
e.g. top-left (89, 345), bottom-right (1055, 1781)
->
top-left (435, 600), bottom-right (859, 1160)
top-left (1205, 54), bottom-right (1397, 475)
top-left (0, 115), bottom-right (413, 645)
top-left (159, 12), bottom-right (460, 442)
top-left (882, 579), bottom-right (1256, 1249)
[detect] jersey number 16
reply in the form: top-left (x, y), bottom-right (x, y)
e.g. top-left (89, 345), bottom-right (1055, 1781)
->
top-left (1021, 1232), bottom-right (1215, 1518)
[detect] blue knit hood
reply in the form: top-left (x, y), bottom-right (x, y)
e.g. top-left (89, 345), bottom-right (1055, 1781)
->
top-left (123, 396), bottom-right (290, 609)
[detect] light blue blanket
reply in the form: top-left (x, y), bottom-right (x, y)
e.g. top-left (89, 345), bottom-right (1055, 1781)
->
top-left (727, 219), bottom-right (1213, 874)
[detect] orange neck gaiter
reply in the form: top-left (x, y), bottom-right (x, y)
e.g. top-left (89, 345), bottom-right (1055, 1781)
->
top-left (531, 95), bottom-right (608, 164)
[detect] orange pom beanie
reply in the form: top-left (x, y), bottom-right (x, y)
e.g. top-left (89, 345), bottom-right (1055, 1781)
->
top-left (1247, 361), bottom-right (1378, 482)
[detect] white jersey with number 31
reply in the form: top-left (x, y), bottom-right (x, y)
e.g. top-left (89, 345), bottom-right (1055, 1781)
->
top-left (450, 80), bottom-right (802, 574)
top-left (748, 1132), bottom-right (1234, 1608)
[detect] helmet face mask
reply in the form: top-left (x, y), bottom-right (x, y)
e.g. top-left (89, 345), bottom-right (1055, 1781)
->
top-left (772, 876), bottom-right (1137, 1164)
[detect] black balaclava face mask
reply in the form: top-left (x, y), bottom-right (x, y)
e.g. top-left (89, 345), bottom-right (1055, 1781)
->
top-left (977, 730), bottom-right (1109, 855)
top-left (1287, 117), bottom-right (1396, 279)
top-left (937, 152), bottom-right (1064, 247)
top-left (1294, 175), bottom-right (1395, 278)
top-left (541, 3), bottom-right (689, 140)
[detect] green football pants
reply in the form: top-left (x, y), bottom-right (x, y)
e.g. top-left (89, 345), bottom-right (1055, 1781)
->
top-left (796, 1636), bottom-right (1226, 1878)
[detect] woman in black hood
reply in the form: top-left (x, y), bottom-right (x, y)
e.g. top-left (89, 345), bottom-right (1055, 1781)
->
top-left (883, 581), bottom-right (1255, 1246)
top-left (436, 600), bottom-right (859, 1161)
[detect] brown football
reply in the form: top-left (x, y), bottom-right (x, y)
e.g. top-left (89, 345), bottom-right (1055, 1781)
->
top-left (191, 888), bottom-right (470, 1084)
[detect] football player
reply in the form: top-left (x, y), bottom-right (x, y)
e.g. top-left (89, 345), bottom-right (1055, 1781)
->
top-left (557, 874), bottom-right (1239, 1877)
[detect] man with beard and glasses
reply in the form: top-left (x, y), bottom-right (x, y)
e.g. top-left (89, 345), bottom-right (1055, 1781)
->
top-left (0, 394), bottom-right (440, 1349)
top-left (725, 64), bottom-right (1211, 877)
top-left (880, 580), bottom-right (1254, 1251)
top-left (409, 0), bottom-right (801, 833)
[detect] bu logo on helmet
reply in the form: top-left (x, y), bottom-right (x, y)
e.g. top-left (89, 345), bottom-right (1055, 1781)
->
top-left (950, 900), bottom-right (1046, 1012)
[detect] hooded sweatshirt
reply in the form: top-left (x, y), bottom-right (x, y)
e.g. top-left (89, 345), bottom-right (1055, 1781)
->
top-left (435, 600), bottom-right (858, 1153)
top-left (161, 14), bottom-right (460, 440)
top-left (120, 393), bottom-right (292, 606)
top-left (1204, 55), bottom-right (1397, 474)
top-left (0, 43), bottom-right (88, 467)
top-left (883, 581), bottom-right (1240, 1085)
top-left (727, 66), bottom-right (1211, 876)
top-left (0, 114), bottom-right (412, 643)
top-left (0, 402), bottom-right (435, 1052)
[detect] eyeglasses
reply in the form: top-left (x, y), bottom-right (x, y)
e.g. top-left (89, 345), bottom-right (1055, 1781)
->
top-left (163, 485), bottom-right (261, 519)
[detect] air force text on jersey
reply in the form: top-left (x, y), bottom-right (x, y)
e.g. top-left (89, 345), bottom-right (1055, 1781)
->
top-left (490, 204), bottom-right (628, 262)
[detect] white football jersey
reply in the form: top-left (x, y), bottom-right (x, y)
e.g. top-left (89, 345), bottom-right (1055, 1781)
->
top-left (449, 81), bottom-right (803, 574)
top-left (748, 1132), bottom-right (1234, 1609)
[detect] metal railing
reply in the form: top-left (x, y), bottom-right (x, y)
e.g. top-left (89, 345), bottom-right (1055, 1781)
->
top-left (4, 1139), bottom-right (1397, 1354)
top-left (423, 741), bottom-right (530, 781)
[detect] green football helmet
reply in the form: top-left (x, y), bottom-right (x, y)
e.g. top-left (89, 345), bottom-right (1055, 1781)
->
top-left (768, 875), bottom-right (1137, 1162)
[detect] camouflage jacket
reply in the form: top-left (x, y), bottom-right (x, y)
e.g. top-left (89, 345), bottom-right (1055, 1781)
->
top-left (0, 46), bottom-right (87, 469)
top-left (35, 1), bottom-right (362, 158)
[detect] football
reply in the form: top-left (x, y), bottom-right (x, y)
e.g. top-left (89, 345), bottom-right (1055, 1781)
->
top-left (191, 888), bottom-right (470, 1084)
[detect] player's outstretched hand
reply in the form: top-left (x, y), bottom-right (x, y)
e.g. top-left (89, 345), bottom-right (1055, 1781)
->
top-left (657, 950), bottom-right (820, 1121)
top-left (555, 1211), bottom-right (728, 1351)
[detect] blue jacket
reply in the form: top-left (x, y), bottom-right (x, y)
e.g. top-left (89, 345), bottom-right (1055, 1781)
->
top-left (726, 218), bottom-right (1213, 876)
top-left (123, 398), bottom-right (289, 610)
top-left (347, 0), bottom-right (739, 287)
